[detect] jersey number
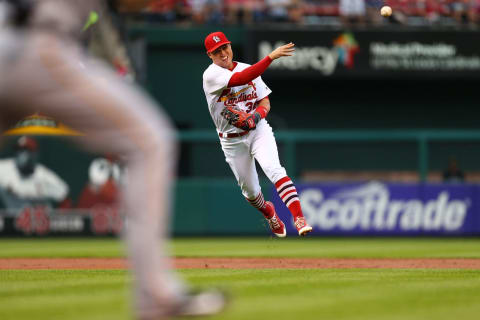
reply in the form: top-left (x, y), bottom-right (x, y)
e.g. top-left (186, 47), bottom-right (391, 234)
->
top-left (246, 101), bottom-right (260, 113)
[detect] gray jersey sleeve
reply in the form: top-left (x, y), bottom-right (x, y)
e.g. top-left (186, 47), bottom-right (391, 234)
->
top-left (29, 0), bottom-right (100, 38)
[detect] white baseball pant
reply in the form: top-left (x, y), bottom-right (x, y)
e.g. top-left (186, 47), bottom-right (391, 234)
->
top-left (220, 120), bottom-right (287, 199)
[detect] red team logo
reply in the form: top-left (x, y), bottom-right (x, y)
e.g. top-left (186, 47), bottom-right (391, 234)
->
top-left (217, 81), bottom-right (258, 113)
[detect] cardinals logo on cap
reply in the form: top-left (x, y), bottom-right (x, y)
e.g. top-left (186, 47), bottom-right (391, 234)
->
top-left (205, 31), bottom-right (231, 53)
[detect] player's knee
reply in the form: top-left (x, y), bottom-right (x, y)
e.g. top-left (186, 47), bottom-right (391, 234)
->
top-left (139, 109), bottom-right (177, 155)
top-left (128, 123), bottom-right (177, 168)
top-left (151, 131), bottom-right (177, 162)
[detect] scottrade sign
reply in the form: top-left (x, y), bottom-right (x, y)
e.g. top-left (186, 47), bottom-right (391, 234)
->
top-left (272, 182), bottom-right (480, 236)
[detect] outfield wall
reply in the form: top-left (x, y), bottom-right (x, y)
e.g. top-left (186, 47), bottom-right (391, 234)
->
top-left (1, 179), bottom-right (480, 237)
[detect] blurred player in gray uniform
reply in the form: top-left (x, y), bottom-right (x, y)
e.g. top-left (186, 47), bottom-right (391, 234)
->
top-left (0, 1), bottom-right (226, 319)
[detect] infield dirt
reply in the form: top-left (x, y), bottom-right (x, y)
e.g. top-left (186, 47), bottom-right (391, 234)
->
top-left (1, 258), bottom-right (480, 269)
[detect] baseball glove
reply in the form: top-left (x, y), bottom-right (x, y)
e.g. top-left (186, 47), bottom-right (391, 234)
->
top-left (221, 106), bottom-right (259, 131)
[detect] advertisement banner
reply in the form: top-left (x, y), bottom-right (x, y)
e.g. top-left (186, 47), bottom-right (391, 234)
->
top-left (0, 207), bottom-right (123, 236)
top-left (272, 181), bottom-right (480, 236)
top-left (247, 29), bottom-right (480, 78)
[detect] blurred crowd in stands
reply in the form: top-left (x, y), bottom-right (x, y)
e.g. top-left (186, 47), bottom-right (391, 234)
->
top-left (120, 0), bottom-right (480, 27)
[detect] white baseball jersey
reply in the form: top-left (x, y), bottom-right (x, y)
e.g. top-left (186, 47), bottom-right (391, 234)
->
top-left (203, 61), bottom-right (272, 134)
top-left (202, 61), bottom-right (287, 200)
top-left (0, 159), bottom-right (68, 201)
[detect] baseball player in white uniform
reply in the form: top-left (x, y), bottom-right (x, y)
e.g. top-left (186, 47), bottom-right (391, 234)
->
top-left (202, 31), bottom-right (313, 237)
top-left (0, 1), bottom-right (226, 319)
top-left (0, 136), bottom-right (69, 207)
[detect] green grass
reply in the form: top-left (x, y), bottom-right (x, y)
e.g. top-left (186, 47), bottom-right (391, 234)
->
top-left (1, 237), bottom-right (480, 258)
top-left (0, 238), bottom-right (125, 258)
top-left (172, 237), bottom-right (480, 258)
top-left (1, 268), bottom-right (479, 320)
top-left (188, 269), bottom-right (480, 320)
top-left (0, 270), bottom-right (131, 320)
top-left (1, 237), bottom-right (480, 320)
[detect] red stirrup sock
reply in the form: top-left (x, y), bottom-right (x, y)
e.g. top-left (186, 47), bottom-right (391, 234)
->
top-left (274, 176), bottom-right (304, 220)
top-left (246, 193), bottom-right (274, 219)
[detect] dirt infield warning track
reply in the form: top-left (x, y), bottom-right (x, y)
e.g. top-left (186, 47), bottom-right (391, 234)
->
top-left (1, 258), bottom-right (480, 270)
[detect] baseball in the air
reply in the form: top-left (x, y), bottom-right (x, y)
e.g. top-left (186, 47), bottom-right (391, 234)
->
top-left (380, 6), bottom-right (392, 17)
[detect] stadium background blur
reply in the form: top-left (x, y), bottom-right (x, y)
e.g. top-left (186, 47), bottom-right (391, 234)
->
top-left (2, 0), bottom-right (480, 236)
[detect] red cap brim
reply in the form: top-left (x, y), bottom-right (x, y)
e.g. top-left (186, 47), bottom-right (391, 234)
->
top-left (207, 40), bottom-right (231, 53)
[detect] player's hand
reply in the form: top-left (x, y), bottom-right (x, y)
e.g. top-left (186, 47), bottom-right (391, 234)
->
top-left (241, 112), bottom-right (261, 131)
top-left (268, 43), bottom-right (295, 60)
top-left (221, 106), bottom-right (261, 131)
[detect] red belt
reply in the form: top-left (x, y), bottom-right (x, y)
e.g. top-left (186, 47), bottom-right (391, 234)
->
top-left (218, 131), bottom-right (249, 138)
